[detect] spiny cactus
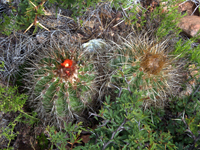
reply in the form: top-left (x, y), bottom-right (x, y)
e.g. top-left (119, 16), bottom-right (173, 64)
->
top-left (25, 45), bottom-right (99, 128)
top-left (109, 32), bottom-right (187, 108)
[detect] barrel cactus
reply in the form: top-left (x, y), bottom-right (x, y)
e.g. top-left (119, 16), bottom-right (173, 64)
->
top-left (109, 32), bottom-right (187, 108)
top-left (25, 46), bottom-right (99, 128)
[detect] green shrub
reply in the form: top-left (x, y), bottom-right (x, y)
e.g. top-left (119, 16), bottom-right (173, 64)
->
top-left (0, 86), bottom-right (27, 113)
top-left (81, 87), bottom-right (177, 150)
top-left (46, 122), bottom-right (88, 150)
top-left (151, 77), bottom-right (200, 149)
top-left (0, 85), bottom-right (38, 149)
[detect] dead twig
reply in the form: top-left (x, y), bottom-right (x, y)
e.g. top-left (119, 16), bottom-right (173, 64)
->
top-left (102, 118), bottom-right (127, 150)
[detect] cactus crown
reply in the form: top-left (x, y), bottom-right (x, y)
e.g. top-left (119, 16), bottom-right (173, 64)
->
top-left (140, 52), bottom-right (166, 75)
top-left (55, 59), bottom-right (78, 83)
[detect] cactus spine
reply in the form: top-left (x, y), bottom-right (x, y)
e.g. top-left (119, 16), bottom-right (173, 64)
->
top-left (26, 46), bottom-right (98, 127)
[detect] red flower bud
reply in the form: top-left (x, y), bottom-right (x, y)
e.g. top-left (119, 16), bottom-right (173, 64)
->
top-left (61, 59), bottom-right (73, 68)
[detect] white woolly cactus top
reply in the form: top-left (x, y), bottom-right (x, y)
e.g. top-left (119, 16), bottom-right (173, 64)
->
top-left (82, 39), bottom-right (107, 53)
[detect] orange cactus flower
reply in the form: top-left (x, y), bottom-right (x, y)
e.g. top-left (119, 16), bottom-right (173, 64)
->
top-left (61, 59), bottom-right (73, 68)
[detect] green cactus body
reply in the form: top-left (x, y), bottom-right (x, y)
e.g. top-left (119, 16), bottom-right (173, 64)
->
top-left (110, 33), bottom-right (186, 107)
top-left (28, 48), bottom-right (97, 127)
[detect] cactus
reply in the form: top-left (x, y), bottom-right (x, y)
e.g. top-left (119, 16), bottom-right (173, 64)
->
top-left (25, 46), bottom-right (98, 128)
top-left (109, 32), bottom-right (187, 108)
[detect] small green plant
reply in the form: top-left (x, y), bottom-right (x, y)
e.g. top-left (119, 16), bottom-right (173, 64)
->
top-left (0, 13), bottom-right (19, 36)
top-left (0, 63), bottom-right (37, 149)
top-left (0, 86), bottom-right (27, 113)
top-left (0, 61), bottom-right (5, 71)
top-left (154, 0), bottom-right (183, 39)
top-left (124, 2), bottom-right (147, 29)
top-left (46, 122), bottom-right (88, 150)
top-left (0, 85), bottom-right (38, 149)
top-left (173, 37), bottom-right (200, 65)
top-left (17, 0), bottom-right (50, 34)
top-left (0, 112), bottom-right (37, 150)
top-left (0, 0), bottom-right (51, 35)
top-left (36, 132), bottom-right (49, 149)
top-left (47, 0), bottom-right (100, 18)
top-left (1, 114), bottom-right (22, 150)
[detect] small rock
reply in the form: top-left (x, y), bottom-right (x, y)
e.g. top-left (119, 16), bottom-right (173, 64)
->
top-left (178, 16), bottom-right (200, 37)
top-left (161, 0), bottom-right (200, 16)
top-left (178, 1), bottom-right (200, 16)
